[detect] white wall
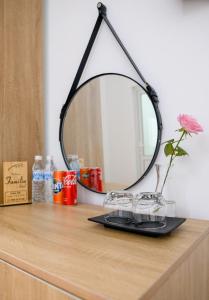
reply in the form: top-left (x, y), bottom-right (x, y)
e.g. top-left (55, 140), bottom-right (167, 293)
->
top-left (45, 0), bottom-right (209, 219)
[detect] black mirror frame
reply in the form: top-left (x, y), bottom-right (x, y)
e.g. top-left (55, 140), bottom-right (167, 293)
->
top-left (59, 2), bottom-right (163, 194)
top-left (59, 72), bottom-right (162, 194)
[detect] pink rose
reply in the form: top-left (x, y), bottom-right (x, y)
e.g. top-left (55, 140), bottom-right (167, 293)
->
top-left (177, 114), bottom-right (203, 134)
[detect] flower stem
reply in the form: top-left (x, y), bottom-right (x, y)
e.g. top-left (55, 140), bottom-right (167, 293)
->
top-left (160, 130), bottom-right (186, 194)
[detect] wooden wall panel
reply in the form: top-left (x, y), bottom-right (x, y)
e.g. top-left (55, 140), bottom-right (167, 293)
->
top-left (0, 0), bottom-right (4, 201)
top-left (0, 0), bottom-right (43, 199)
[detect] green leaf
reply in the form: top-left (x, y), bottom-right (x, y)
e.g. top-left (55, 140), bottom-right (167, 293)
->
top-left (161, 138), bottom-right (175, 145)
top-left (175, 146), bottom-right (188, 156)
top-left (164, 143), bottom-right (174, 156)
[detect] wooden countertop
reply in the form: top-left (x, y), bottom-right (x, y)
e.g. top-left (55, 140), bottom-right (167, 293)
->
top-left (0, 203), bottom-right (208, 300)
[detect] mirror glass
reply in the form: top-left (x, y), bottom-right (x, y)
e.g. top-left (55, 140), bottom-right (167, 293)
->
top-left (61, 74), bottom-right (160, 193)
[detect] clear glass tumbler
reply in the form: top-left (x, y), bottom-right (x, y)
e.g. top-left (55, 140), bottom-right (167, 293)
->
top-left (103, 191), bottom-right (134, 224)
top-left (133, 192), bottom-right (166, 229)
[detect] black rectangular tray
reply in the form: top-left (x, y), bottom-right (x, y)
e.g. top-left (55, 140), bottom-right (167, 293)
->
top-left (88, 212), bottom-right (186, 237)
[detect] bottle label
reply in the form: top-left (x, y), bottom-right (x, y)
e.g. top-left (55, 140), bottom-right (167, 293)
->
top-left (44, 171), bottom-right (52, 181)
top-left (33, 171), bottom-right (44, 181)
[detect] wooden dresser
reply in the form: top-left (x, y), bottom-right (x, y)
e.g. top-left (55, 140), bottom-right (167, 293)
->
top-left (0, 203), bottom-right (208, 300)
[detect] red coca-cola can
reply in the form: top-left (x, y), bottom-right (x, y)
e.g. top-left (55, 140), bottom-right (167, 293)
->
top-left (90, 167), bottom-right (103, 192)
top-left (80, 168), bottom-right (90, 187)
top-left (96, 167), bottom-right (103, 192)
top-left (63, 171), bottom-right (77, 205)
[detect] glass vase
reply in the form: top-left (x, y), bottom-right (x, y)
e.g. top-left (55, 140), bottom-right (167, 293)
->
top-left (154, 164), bottom-right (176, 217)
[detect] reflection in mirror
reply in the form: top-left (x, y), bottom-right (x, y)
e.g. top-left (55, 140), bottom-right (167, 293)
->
top-left (62, 74), bottom-right (159, 193)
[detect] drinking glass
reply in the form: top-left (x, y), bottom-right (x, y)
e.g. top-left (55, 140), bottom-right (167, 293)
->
top-left (103, 191), bottom-right (134, 224)
top-left (133, 192), bottom-right (166, 228)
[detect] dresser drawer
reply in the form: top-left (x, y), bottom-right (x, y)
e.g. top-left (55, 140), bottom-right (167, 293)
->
top-left (0, 259), bottom-right (80, 300)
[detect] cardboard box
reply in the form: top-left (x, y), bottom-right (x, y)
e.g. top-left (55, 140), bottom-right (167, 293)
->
top-left (1, 161), bottom-right (29, 206)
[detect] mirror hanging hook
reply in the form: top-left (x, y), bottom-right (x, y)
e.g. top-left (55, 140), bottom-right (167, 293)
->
top-left (97, 2), bottom-right (107, 16)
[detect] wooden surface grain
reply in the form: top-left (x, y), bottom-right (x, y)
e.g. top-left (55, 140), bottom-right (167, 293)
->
top-left (0, 203), bottom-right (208, 300)
top-left (148, 235), bottom-right (209, 300)
top-left (0, 0), bottom-right (43, 199)
top-left (0, 259), bottom-right (79, 300)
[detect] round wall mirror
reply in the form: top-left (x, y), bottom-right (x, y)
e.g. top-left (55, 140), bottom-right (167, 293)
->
top-left (60, 73), bottom-right (162, 193)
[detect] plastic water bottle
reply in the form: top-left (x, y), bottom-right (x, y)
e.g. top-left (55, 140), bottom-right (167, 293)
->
top-left (67, 154), bottom-right (80, 179)
top-left (44, 155), bottom-right (56, 202)
top-left (32, 155), bottom-right (44, 202)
